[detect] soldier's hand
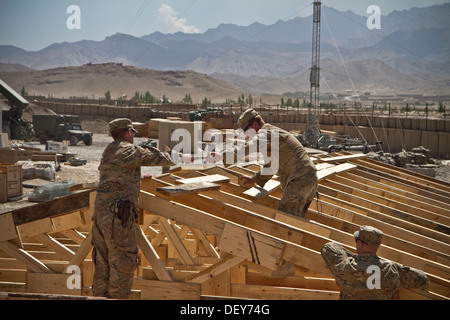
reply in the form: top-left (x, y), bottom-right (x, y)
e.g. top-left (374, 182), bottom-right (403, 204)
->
top-left (161, 144), bottom-right (171, 153)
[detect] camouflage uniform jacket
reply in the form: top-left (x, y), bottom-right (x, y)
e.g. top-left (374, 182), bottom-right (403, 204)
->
top-left (250, 123), bottom-right (316, 189)
top-left (321, 242), bottom-right (430, 300)
top-left (95, 140), bottom-right (175, 215)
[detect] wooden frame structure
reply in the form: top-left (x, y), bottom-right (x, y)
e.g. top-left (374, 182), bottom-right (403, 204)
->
top-left (0, 152), bottom-right (449, 300)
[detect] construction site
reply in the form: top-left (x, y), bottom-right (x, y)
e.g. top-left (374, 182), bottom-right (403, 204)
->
top-left (0, 1), bottom-right (449, 303)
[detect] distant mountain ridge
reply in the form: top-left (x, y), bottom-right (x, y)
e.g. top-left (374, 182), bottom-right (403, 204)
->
top-left (0, 4), bottom-right (449, 96)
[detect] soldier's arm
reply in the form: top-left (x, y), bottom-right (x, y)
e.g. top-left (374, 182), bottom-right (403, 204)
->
top-left (398, 265), bottom-right (430, 290)
top-left (121, 145), bottom-right (175, 168)
top-left (321, 242), bottom-right (356, 274)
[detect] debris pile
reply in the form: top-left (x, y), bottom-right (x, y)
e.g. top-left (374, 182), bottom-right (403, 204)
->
top-left (367, 146), bottom-right (436, 168)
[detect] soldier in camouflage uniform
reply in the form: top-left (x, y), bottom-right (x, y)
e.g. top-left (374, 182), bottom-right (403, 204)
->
top-left (91, 118), bottom-right (175, 299)
top-left (321, 225), bottom-right (430, 300)
top-left (233, 108), bottom-right (318, 217)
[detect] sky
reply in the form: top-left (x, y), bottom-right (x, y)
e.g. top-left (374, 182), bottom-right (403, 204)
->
top-left (1, 0), bottom-right (449, 51)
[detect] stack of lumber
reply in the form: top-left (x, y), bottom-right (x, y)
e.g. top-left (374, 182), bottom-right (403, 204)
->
top-left (0, 152), bottom-right (449, 300)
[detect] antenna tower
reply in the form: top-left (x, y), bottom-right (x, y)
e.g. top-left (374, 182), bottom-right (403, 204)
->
top-left (305, 1), bottom-right (322, 148)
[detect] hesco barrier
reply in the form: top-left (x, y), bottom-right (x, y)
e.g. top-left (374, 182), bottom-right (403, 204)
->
top-left (35, 101), bottom-right (450, 158)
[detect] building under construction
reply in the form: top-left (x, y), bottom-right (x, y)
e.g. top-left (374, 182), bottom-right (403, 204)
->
top-left (0, 2), bottom-right (449, 302)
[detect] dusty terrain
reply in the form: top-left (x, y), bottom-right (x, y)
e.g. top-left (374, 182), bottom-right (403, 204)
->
top-left (0, 63), bottom-right (242, 103)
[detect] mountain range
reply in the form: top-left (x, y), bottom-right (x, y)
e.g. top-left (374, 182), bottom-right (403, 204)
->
top-left (0, 4), bottom-right (449, 97)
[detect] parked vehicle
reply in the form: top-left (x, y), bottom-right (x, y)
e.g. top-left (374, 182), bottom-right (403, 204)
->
top-left (32, 114), bottom-right (93, 146)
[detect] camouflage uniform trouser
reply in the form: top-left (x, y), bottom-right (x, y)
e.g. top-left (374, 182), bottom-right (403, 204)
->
top-left (91, 206), bottom-right (138, 299)
top-left (278, 170), bottom-right (318, 217)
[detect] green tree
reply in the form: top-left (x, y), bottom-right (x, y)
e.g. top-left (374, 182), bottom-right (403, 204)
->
top-left (105, 90), bottom-right (111, 100)
top-left (183, 93), bottom-right (193, 104)
top-left (20, 86), bottom-right (27, 97)
top-left (201, 97), bottom-right (210, 109)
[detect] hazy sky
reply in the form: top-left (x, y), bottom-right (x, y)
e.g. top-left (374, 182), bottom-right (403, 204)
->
top-left (1, 0), bottom-right (449, 51)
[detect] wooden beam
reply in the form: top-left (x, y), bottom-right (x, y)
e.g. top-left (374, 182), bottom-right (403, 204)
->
top-left (355, 159), bottom-right (450, 202)
top-left (0, 241), bottom-right (51, 273)
top-left (67, 233), bottom-right (92, 268)
top-left (135, 225), bottom-right (173, 282)
top-left (218, 223), bottom-right (285, 270)
top-left (0, 213), bottom-right (17, 242)
top-left (317, 192), bottom-right (450, 255)
top-left (318, 184), bottom-right (450, 243)
top-left (189, 227), bottom-right (220, 258)
top-left (33, 234), bottom-right (75, 261)
top-left (158, 217), bottom-right (195, 266)
top-left (11, 190), bottom-right (92, 226)
top-left (321, 178), bottom-right (450, 228)
top-left (317, 163), bottom-right (357, 181)
top-left (336, 173), bottom-right (450, 217)
top-left (231, 283), bottom-right (339, 300)
top-left (353, 169), bottom-right (450, 211)
top-left (185, 255), bottom-right (245, 283)
top-left (176, 174), bottom-right (230, 185)
top-left (319, 153), bottom-right (367, 163)
top-left (243, 180), bottom-right (280, 199)
top-left (157, 182), bottom-right (221, 197)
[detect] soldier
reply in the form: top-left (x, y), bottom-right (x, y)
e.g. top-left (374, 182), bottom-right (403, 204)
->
top-left (233, 108), bottom-right (318, 217)
top-left (321, 225), bottom-right (430, 300)
top-left (91, 118), bottom-right (175, 299)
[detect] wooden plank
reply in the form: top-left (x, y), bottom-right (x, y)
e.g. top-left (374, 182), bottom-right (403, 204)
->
top-left (59, 229), bottom-right (86, 245)
top-left (319, 153), bottom-right (367, 163)
top-left (139, 191), bottom-right (226, 237)
top-left (51, 211), bottom-right (86, 233)
top-left (243, 180), bottom-right (280, 199)
top-left (318, 192), bottom-right (450, 256)
top-left (231, 283), bottom-right (339, 300)
top-left (11, 190), bottom-right (92, 226)
top-left (135, 225), bottom-right (173, 282)
top-left (158, 218), bottom-right (195, 266)
top-left (0, 213), bottom-right (17, 242)
top-left (16, 218), bottom-right (54, 241)
top-left (246, 272), bottom-right (339, 291)
top-left (355, 159), bottom-right (450, 202)
top-left (140, 279), bottom-right (201, 300)
top-left (337, 172), bottom-right (450, 217)
top-left (185, 255), bottom-right (245, 283)
top-left (357, 158), bottom-right (450, 194)
top-left (318, 184), bottom-right (450, 243)
top-left (157, 182), bottom-right (221, 197)
top-left (317, 163), bottom-right (357, 181)
top-left (322, 178), bottom-right (450, 228)
top-left (189, 227), bottom-right (220, 258)
top-left (33, 234), bottom-right (75, 261)
top-left (176, 174), bottom-right (230, 185)
top-left (353, 169), bottom-right (450, 210)
top-left (0, 241), bottom-right (51, 273)
top-left (68, 233), bottom-right (92, 268)
top-left (27, 272), bottom-right (81, 296)
top-left (218, 223), bottom-right (285, 270)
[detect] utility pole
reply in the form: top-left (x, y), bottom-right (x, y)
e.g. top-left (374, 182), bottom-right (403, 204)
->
top-left (304, 1), bottom-right (322, 148)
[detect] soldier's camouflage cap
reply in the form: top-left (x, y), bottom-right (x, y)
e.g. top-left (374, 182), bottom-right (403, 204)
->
top-left (354, 225), bottom-right (383, 244)
top-left (237, 108), bottom-right (258, 130)
top-left (109, 118), bottom-right (138, 134)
